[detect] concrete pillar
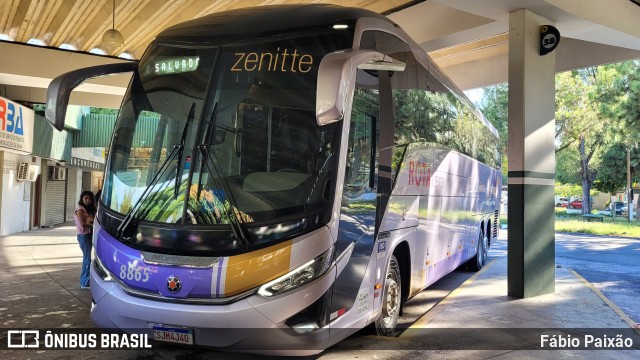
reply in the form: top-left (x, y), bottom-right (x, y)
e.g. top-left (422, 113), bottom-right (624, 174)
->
top-left (507, 9), bottom-right (556, 298)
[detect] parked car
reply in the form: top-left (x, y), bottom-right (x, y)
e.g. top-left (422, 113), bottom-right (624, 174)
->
top-left (555, 196), bottom-right (569, 207)
top-left (569, 199), bottom-right (582, 209)
top-left (602, 203), bottom-right (637, 217)
top-left (611, 202), bottom-right (637, 216)
top-left (609, 201), bottom-right (626, 215)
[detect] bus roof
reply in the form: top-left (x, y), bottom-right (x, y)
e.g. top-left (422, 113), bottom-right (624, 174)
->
top-left (152, 4), bottom-right (499, 141)
top-left (156, 5), bottom-right (389, 45)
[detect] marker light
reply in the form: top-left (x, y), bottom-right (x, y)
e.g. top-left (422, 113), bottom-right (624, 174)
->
top-left (292, 322), bottom-right (320, 334)
top-left (93, 251), bottom-right (113, 282)
top-left (332, 24), bottom-right (349, 30)
top-left (258, 247), bottom-right (334, 297)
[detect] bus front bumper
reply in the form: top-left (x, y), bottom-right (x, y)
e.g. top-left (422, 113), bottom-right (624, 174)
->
top-left (89, 265), bottom-right (336, 355)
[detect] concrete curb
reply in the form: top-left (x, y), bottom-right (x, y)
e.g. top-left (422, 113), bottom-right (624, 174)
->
top-left (566, 267), bottom-right (640, 330)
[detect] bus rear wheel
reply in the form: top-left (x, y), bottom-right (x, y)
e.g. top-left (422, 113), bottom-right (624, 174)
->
top-left (469, 231), bottom-right (488, 271)
top-left (375, 255), bottom-right (401, 336)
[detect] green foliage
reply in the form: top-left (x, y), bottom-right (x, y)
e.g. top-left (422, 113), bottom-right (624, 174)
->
top-left (555, 219), bottom-right (640, 238)
top-left (594, 143), bottom-right (640, 194)
top-left (555, 207), bottom-right (569, 216)
top-left (120, 190), bottom-right (133, 214)
top-left (89, 107), bottom-right (119, 115)
top-left (555, 183), bottom-right (583, 198)
top-left (556, 147), bottom-right (581, 184)
top-left (393, 89), bottom-right (454, 146)
top-left (480, 84), bottom-right (508, 184)
top-left (126, 182), bottom-right (253, 225)
top-left (555, 70), bottom-right (604, 154)
top-left (589, 61), bottom-right (640, 192)
top-left (500, 210), bottom-right (640, 238)
top-left (499, 208), bottom-right (640, 238)
top-left (555, 68), bottom-right (620, 213)
top-left (391, 89), bottom-right (500, 168)
top-left (32, 103), bottom-right (46, 114)
top-left (501, 155), bottom-right (508, 185)
top-left (479, 83), bottom-right (508, 152)
top-left (476, 61), bottom-right (640, 204)
top-left (610, 60), bottom-right (640, 140)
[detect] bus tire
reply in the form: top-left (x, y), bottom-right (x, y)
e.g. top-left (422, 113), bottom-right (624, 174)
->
top-left (375, 255), bottom-right (401, 336)
top-left (469, 231), bottom-right (488, 271)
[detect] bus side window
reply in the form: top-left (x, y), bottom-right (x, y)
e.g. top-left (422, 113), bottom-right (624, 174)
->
top-left (345, 113), bottom-right (373, 188)
top-left (345, 85), bottom-right (379, 199)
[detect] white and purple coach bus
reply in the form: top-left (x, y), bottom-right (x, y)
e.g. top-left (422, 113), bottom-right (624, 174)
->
top-left (46, 5), bottom-right (501, 355)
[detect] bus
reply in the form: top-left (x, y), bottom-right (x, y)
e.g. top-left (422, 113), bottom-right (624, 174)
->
top-left (46, 5), bottom-right (501, 355)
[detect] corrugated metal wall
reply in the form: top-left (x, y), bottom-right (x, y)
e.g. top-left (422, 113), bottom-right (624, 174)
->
top-left (32, 113), bottom-right (72, 162)
top-left (39, 113), bottom-right (164, 226)
top-left (43, 166), bottom-right (66, 227)
top-left (72, 114), bottom-right (164, 148)
top-left (72, 114), bottom-right (115, 148)
top-left (43, 167), bottom-right (81, 226)
top-left (65, 169), bottom-right (77, 222)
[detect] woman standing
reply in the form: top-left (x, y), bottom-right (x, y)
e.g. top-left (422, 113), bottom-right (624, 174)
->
top-left (74, 191), bottom-right (96, 289)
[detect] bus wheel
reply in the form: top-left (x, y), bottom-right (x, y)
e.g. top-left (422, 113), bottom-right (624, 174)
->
top-left (375, 255), bottom-right (401, 336)
top-left (469, 231), bottom-right (488, 271)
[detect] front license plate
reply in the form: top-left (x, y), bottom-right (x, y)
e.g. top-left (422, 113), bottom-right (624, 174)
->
top-left (152, 325), bottom-right (194, 345)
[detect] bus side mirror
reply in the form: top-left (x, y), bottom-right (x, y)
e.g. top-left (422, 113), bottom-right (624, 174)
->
top-left (46, 62), bottom-right (137, 131)
top-left (316, 50), bottom-right (405, 126)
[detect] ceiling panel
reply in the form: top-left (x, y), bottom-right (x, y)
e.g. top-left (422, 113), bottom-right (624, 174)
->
top-left (0, 0), bottom-right (417, 58)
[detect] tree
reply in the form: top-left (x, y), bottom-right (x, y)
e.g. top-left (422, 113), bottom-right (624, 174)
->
top-left (592, 61), bottom-right (640, 195)
top-left (480, 84), bottom-right (508, 150)
top-left (478, 61), bottom-right (639, 208)
top-left (393, 89), bottom-right (455, 145)
top-left (611, 60), bottom-right (640, 139)
top-left (594, 143), bottom-right (640, 194)
top-left (555, 70), bottom-right (607, 214)
top-left (555, 182), bottom-right (583, 198)
top-left (480, 83), bottom-right (508, 184)
top-left (555, 146), bottom-right (581, 184)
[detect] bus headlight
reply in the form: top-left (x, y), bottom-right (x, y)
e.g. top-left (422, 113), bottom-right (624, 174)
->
top-left (257, 247), bottom-right (334, 297)
top-left (93, 251), bottom-right (113, 282)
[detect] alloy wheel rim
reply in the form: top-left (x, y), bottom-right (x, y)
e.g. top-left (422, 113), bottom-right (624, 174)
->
top-left (383, 278), bottom-right (400, 324)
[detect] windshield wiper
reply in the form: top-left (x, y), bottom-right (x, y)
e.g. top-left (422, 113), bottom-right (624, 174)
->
top-left (174, 102), bottom-right (195, 198)
top-left (198, 144), bottom-right (251, 249)
top-left (196, 102), bottom-right (218, 201)
top-left (116, 144), bottom-right (181, 240)
top-left (117, 104), bottom-right (194, 239)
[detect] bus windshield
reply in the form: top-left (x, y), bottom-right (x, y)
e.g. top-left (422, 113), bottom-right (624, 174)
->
top-left (102, 33), bottom-right (349, 229)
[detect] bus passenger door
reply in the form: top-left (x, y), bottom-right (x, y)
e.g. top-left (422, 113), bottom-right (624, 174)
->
top-left (331, 70), bottom-right (380, 328)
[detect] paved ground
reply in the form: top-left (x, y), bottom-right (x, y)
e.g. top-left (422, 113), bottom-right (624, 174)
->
top-left (555, 233), bottom-right (640, 325)
top-left (491, 232), bottom-right (640, 326)
top-left (0, 225), bottom-right (639, 359)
